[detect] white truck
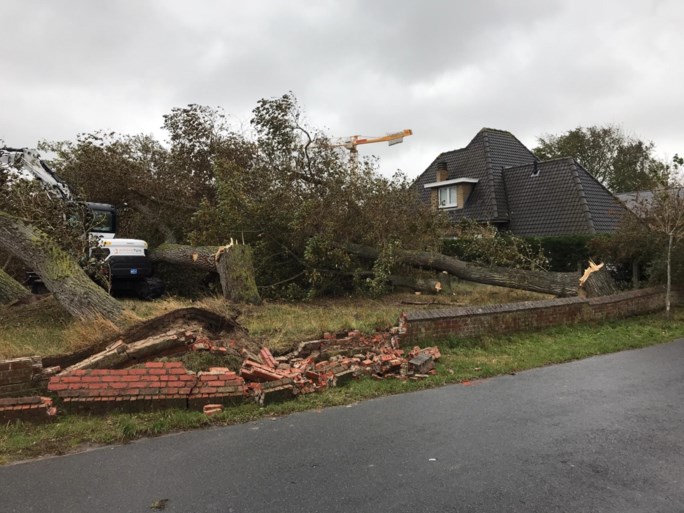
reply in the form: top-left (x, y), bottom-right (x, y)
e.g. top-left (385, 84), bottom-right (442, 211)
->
top-left (0, 147), bottom-right (164, 299)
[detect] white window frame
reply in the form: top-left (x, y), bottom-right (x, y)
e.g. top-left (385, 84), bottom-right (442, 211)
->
top-left (438, 185), bottom-right (457, 208)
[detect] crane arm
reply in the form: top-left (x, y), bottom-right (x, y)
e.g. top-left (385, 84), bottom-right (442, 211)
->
top-left (351, 129), bottom-right (413, 147)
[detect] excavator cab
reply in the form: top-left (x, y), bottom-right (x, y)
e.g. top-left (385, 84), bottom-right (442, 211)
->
top-left (86, 202), bottom-right (117, 236)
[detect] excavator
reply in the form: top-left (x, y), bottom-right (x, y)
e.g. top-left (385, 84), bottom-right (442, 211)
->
top-left (0, 147), bottom-right (164, 299)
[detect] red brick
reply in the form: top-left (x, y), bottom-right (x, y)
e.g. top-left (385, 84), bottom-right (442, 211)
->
top-left (129, 369), bottom-right (148, 375)
top-left (169, 368), bottom-right (189, 375)
top-left (148, 369), bottom-right (168, 375)
top-left (144, 362), bottom-right (165, 368)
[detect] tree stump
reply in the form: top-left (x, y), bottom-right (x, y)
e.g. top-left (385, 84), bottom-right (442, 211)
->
top-left (215, 242), bottom-right (261, 305)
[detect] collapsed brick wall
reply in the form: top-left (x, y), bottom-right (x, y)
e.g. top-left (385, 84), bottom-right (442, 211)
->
top-left (403, 286), bottom-right (681, 344)
top-left (0, 357), bottom-right (58, 398)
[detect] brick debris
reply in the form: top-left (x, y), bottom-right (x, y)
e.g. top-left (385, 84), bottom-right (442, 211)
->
top-left (46, 330), bottom-right (440, 412)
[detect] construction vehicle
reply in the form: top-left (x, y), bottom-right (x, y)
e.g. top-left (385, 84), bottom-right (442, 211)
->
top-left (0, 147), bottom-right (164, 299)
top-left (332, 129), bottom-right (413, 163)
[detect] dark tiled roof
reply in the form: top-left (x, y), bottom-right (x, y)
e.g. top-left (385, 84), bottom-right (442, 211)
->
top-left (413, 128), bottom-right (536, 223)
top-left (502, 158), bottom-right (627, 236)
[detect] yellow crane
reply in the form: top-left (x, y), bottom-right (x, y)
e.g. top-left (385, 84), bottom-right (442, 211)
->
top-left (333, 129), bottom-right (413, 163)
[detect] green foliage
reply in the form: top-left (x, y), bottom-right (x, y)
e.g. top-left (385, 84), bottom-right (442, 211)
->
top-left (189, 93), bottom-right (447, 297)
top-left (442, 219), bottom-right (549, 270)
top-left (35, 94), bottom-right (445, 298)
top-left (589, 159), bottom-right (684, 289)
top-left (534, 125), bottom-right (669, 193)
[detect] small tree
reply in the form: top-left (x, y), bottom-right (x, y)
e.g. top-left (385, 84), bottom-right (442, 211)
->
top-left (649, 191), bottom-right (684, 316)
top-left (637, 156), bottom-right (684, 317)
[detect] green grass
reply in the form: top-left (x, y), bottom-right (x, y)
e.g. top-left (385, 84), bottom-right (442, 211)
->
top-left (0, 283), bottom-right (548, 358)
top-left (3, 308), bottom-right (684, 466)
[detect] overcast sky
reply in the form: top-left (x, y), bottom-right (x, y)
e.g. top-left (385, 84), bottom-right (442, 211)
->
top-left (1, 0), bottom-right (682, 179)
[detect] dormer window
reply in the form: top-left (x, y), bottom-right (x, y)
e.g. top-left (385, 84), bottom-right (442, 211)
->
top-left (439, 186), bottom-right (457, 208)
top-left (424, 177), bottom-right (478, 210)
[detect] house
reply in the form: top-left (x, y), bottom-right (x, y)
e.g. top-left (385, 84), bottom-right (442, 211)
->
top-left (414, 128), bottom-right (628, 237)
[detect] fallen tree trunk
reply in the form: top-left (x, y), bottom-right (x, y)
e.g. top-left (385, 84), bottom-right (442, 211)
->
top-left (150, 242), bottom-right (261, 304)
top-left (0, 267), bottom-right (30, 304)
top-left (345, 243), bottom-right (579, 297)
top-left (0, 212), bottom-right (124, 322)
top-left (578, 262), bottom-right (619, 298)
top-left (353, 271), bottom-right (444, 294)
top-left (149, 243), bottom-right (219, 272)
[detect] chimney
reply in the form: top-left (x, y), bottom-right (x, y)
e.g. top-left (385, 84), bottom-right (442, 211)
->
top-left (436, 161), bottom-right (448, 182)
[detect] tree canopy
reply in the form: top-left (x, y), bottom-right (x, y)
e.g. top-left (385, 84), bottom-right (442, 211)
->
top-left (37, 93), bottom-right (447, 298)
top-left (534, 125), bottom-right (669, 193)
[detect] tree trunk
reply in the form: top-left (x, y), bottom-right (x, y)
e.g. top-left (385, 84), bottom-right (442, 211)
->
top-left (355, 272), bottom-right (444, 294)
top-left (149, 243), bottom-right (220, 272)
top-left (345, 243), bottom-right (579, 297)
top-left (579, 267), bottom-right (619, 298)
top-left (0, 267), bottom-right (30, 304)
top-left (150, 242), bottom-right (261, 304)
top-left (666, 232), bottom-right (673, 318)
top-left (215, 243), bottom-right (261, 304)
top-left (0, 212), bottom-right (124, 322)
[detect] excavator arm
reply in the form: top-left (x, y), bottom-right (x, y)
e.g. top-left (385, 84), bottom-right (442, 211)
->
top-left (0, 147), bottom-right (73, 200)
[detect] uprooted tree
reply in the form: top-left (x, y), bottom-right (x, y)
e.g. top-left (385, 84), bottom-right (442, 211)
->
top-left (0, 266), bottom-right (30, 304)
top-left (0, 212), bottom-right (123, 322)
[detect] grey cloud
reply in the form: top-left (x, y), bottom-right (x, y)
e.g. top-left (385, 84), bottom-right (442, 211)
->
top-left (1, 0), bottom-right (682, 178)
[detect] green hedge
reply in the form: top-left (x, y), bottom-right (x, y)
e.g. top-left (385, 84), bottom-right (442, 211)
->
top-left (523, 235), bottom-right (593, 272)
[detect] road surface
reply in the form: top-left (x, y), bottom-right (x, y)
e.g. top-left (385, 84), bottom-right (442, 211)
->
top-left (2, 340), bottom-right (684, 512)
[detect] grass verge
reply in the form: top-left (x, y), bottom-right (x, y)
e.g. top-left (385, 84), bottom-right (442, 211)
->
top-left (0, 284), bottom-right (548, 358)
top-left (2, 308), bottom-right (684, 466)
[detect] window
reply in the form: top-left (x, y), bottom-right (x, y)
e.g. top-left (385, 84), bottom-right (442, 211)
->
top-left (439, 186), bottom-right (457, 208)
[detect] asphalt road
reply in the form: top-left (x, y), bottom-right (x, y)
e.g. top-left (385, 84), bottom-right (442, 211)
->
top-left (3, 340), bottom-right (684, 513)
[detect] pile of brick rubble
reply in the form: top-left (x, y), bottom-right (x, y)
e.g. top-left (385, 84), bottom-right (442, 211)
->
top-left (2, 328), bottom-right (440, 422)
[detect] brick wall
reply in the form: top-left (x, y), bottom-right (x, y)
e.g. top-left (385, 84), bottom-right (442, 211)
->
top-left (48, 362), bottom-right (247, 412)
top-left (0, 357), bottom-right (55, 398)
top-left (403, 286), bottom-right (680, 344)
top-left (0, 396), bottom-right (56, 423)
